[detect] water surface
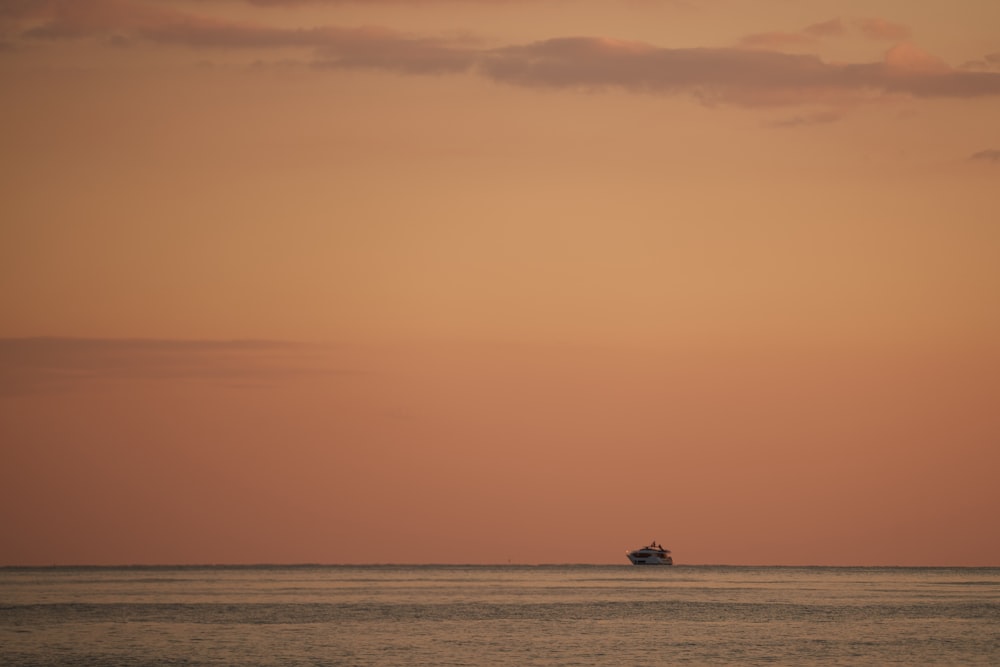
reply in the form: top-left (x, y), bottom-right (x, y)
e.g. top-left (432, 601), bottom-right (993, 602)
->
top-left (3, 565), bottom-right (999, 665)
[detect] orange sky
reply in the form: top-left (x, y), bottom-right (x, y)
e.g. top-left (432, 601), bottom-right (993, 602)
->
top-left (1, 0), bottom-right (999, 566)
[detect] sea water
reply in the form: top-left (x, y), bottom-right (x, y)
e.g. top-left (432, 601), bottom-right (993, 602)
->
top-left (2, 565), bottom-right (999, 665)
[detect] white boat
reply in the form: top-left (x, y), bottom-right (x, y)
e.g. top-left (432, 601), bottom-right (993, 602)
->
top-left (626, 542), bottom-right (673, 565)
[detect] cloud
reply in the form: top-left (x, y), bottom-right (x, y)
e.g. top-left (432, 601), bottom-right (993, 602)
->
top-left (961, 53), bottom-right (1000, 72)
top-left (765, 110), bottom-right (843, 129)
top-left (14, 0), bottom-right (480, 71)
top-left (473, 37), bottom-right (1000, 105)
top-left (802, 18), bottom-right (845, 38)
top-left (736, 16), bottom-right (911, 51)
top-left (735, 17), bottom-right (849, 51)
top-left (853, 17), bottom-right (910, 41)
top-left (18, 1), bottom-right (316, 44)
top-left (309, 27), bottom-right (475, 74)
top-left (227, 0), bottom-right (544, 4)
top-left (882, 42), bottom-right (948, 74)
top-left (8, 3), bottom-right (1000, 108)
top-left (969, 149), bottom-right (1000, 163)
top-left (142, 20), bottom-right (471, 65)
top-left (10, 0), bottom-right (151, 39)
top-left (738, 31), bottom-right (815, 51)
top-left (479, 38), bottom-right (833, 95)
top-left (0, 337), bottom-right (339, 396)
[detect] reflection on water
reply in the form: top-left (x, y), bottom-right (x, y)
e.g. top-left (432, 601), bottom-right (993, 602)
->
top-left (3, 565), bottom-right (999, 665)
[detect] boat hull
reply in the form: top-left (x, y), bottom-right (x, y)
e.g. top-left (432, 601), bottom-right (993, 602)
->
top-left (629, 559), bottom-right (673, 565)
top-left (626, 548), bottom-right (673, 565)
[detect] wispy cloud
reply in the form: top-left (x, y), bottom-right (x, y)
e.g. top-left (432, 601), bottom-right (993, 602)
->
top-left (736, 16), bottom-right (911, 52)
top-left (310, 27), bottom-right (475, 74)
top-left (738, 30), bottom-right (815, 51)
top-left (7, 2), bottom-right (1000, 109)
top-left (0, 337), bottom-right (340, 396)
top-left (961, 53), bottom-right (1000, 72)
top-left (474, 38), bottom-right (1000, 106)
top-left (208, 0), bottom-right (534, 4)
top-left (969, 149), bottom-right (1000, 163)
top-left (802, 18), bottom-right (846, 38)
top-left (764, 110), bottom-right (843, 129)
top-left (853, 17), bottom-right (910, 42)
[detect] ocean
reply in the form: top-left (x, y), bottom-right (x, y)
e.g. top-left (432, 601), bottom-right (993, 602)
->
top-left (2, 565), bottom-right (999, 665)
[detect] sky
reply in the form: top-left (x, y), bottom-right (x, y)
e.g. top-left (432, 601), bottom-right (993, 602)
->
top-left (1, 0), bottom-right (999, 567)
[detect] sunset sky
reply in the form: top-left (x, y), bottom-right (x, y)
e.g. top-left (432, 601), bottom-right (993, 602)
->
top-left (2, 0), bottom-right (999, 566)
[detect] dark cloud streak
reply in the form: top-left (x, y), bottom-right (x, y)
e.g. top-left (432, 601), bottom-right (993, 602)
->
top-left (853, 17), bottom-right (910, 41)
top-left (802, 18), bottom-right (845, 38)
top-left (0, 337), bottom-right (341, 397)
top-left (473, 37), bottom-right (1000, 104)
top-left (969, 149), bottom-right (1000, 162)
top-left (8, 2), bottom-right (1000, 107)
top-left (765, 110), bottom-right (842, 128)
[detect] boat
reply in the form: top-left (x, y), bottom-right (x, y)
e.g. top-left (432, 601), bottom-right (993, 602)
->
top-left (626, 541), bottom-right (673, 565)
